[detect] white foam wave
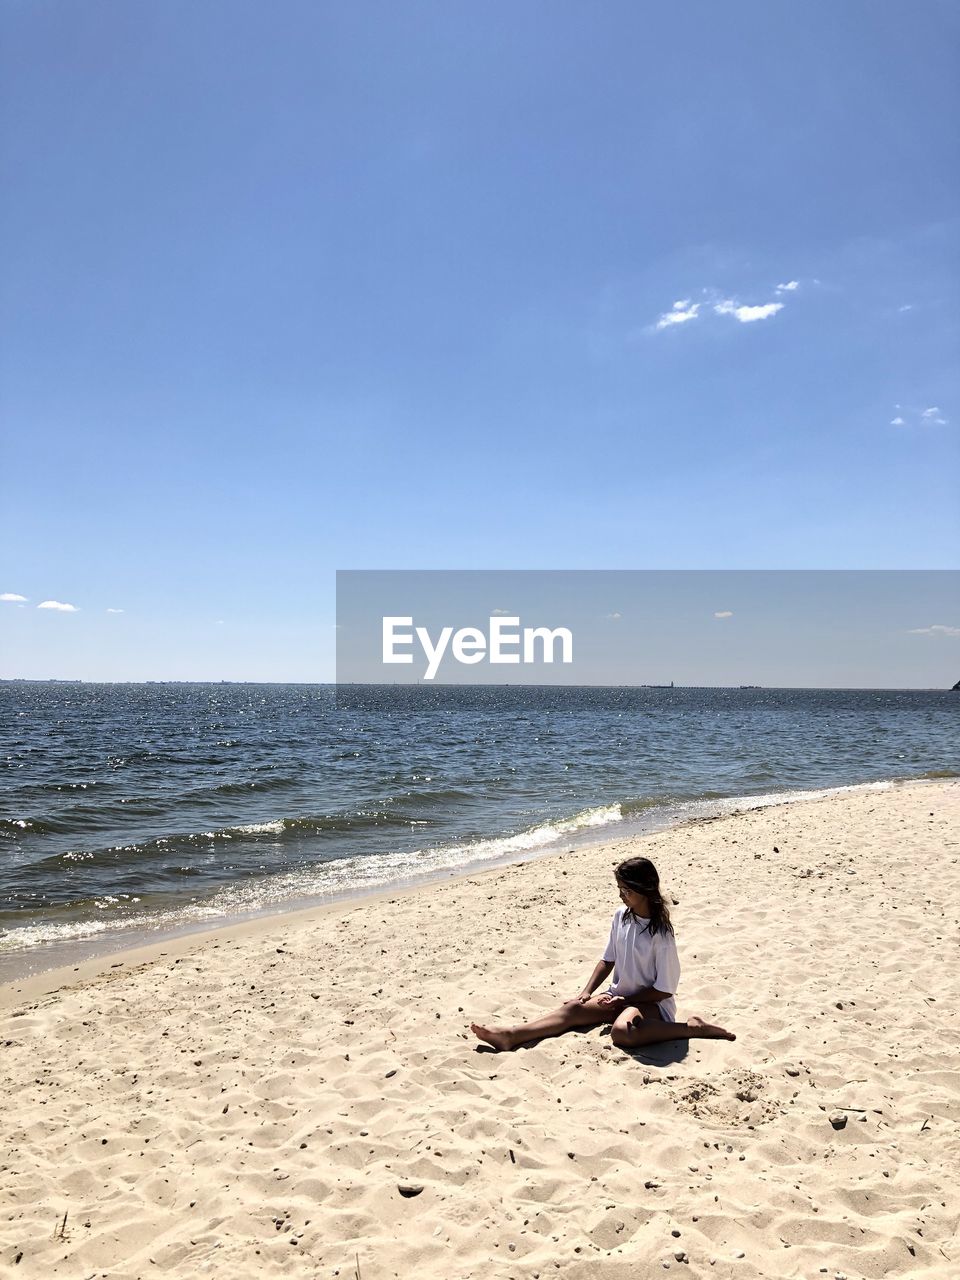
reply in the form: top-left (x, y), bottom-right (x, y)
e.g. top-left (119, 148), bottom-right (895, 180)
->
top-left (182, 803), bottom-right (629, 918)
top-left (201, 820), bottom-right (285, 839)
top-left (2, 916), bottom-right (114, 950)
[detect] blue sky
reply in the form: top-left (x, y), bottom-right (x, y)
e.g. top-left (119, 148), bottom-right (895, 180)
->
top-left (1, 1), bottom-right (958, 680)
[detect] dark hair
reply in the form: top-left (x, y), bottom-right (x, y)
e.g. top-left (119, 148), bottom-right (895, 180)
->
top-left (614, 856), bottom-right (673, 936)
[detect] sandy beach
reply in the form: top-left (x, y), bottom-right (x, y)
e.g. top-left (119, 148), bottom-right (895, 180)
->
top-left (1, 778), bottom-right (958, 1279)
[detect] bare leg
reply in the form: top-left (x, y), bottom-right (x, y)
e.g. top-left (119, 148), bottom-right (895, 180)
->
top-left (610, 1004), bottom-right (735, 1050)
top-left (471, 996), bottom-right (621, 1052)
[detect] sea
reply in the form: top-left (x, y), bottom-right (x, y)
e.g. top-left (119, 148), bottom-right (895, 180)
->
top-left (1, 682), bottom-right (957, 979)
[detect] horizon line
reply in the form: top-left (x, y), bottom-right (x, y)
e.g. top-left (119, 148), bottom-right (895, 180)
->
top-left (1, 678), bottom-right (957, 692)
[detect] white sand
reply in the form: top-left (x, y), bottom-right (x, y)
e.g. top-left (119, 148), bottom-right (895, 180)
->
top-left (1, 778), bottom-right (958, 1279)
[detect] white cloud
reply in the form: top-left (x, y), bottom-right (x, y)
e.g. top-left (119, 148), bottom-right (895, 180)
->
top-left (715, 299), bottom-right (784, 323)
top-left (652, 282), bottom-right (795, 333)
top-left (898, 304), bottom-right (914, 312)
top-left (491, 608), bottom-right (513, 616)
top-left (892, 405), bottom-right (949, 427)
top-left (921, 406), bottom-right (948, 424)
top-left (655, 300), bottom-right (701, 330)
top-left (37, 600), bottom-right (78, 612)
top-left (714, 610), bottom-right (733, 619)
top-left (1, 592), bottom-right (28, 602)
top-left (907, 624), bottom-right (960, 637)
top-left (605, 612), bottom-right (622, 621)
top-left (106, 607), bottom-right (124, 614)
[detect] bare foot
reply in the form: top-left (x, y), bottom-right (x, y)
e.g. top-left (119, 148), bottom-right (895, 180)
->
top-left (470, 1022), bottom-right (515, 1052)
top-left (687, 1015), bottom-right (736, 1041)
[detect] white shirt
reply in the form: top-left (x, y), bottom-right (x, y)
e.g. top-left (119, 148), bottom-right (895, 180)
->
top-left (602, 906), bottom-right (681, 1022)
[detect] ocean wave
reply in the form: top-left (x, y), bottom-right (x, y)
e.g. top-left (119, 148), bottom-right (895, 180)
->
top-left (0, 803), bottom-right (630, 953)
top-left (1, 773), bottom-right (953, 962)
top-left (0, 804), bottom-right (168, 838)
top-left (0, 775), bottom-right (307, 839)
top-left (389, 788), bottom-right (479, 806)
top-left (9, 807), bottom-right (444, 878)
top-left (200, 775), bottom-right (301, 797)
top-left (0, 818), bottom-right (35, 834)
top-left (439, 802), bottom-right (625, 861)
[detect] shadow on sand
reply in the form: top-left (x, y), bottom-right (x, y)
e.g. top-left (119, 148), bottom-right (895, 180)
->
top-left (474, 1024), bottom-right (690, 1067)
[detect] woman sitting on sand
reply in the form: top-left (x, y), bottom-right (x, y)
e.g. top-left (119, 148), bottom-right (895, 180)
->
top-left (471, 855), bottom-right (735, 1053)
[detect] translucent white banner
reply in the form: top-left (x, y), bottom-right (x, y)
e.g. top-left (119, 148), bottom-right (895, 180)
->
top-left (336, 570), bottom-right (960, 691)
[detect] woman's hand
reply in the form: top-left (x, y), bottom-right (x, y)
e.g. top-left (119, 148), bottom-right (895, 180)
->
top-left (576, 991), bottom-right (617, 1007)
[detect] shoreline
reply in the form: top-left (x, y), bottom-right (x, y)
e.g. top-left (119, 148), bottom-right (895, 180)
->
top-left (0, 773), bottom-right (935, 996)
top-left (1, 778), bottom-right (958, 1277)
